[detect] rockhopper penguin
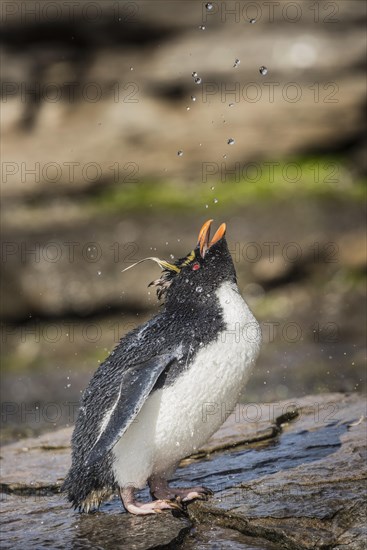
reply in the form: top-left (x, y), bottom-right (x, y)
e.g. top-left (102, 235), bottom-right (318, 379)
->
top-left (63, 220), bottom-right (261, 514)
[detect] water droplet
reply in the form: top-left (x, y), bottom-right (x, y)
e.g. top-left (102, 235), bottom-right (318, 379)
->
top-left (192, 71), bottom-right (198, 78)
top-left (227, 138), bottom-right (235, 145)
top-left (229, 102), bottom-right (234, 107)
top-left (194, 77), bottom-right (202, 84)
top-left (249, 18), bottom-right (256, 24)
top-left (233, 58), bottom-right (240, 68)
top-left (170, 254), bottom-right (175, 259)
top-left (186, 106), bottom-right (190, 110)
top-left (213, 198), bottom-right (218, 204)
top-left (205, 2), bottom-right (213, 10)
top-left (97, 270), bottom-right (102, 276)
top-left (130, 66), bottom-right (134, 71)
top-left (191, 95), bottom-right (196, 101)
top-left (223, 154), bottom-right (227, 159)
top-left (205, 204), bottom-right (209, 209)
top-left (177, 150), bottom-right (183, 156)
top-left (210, 186), bottom-right (215, 190)
top-left (66, 383), bottom-right (71, 388)
top-left (199, 25), bottom-right (206, 30)
top-left (259, 66), bottom-right (268, 75)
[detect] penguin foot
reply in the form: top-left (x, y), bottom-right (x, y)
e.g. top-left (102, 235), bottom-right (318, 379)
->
top-left (119, 487), bottom-right (182, 515)
top-left (125, 499), bottom-right (180, 515)
top-left (175, 486), bottom-right (213, 502)
top-left (149, 476), bottom-right (212, 503)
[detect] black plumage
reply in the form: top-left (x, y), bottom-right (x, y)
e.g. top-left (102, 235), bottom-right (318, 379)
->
top-left (63, 221), bottom-right (247, 513)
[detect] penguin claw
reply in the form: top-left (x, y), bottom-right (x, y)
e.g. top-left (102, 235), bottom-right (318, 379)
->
top-left (167, 499), bottom-right (184, 511)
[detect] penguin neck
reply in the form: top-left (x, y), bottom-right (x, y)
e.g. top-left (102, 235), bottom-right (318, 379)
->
top-left (163, 290), bottom-right (215, 313)
top-left (162, 277), bottom-right (235, 317)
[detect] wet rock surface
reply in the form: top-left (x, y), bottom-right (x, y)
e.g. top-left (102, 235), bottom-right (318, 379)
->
top-left (1, 393), bottom-right (366, 549)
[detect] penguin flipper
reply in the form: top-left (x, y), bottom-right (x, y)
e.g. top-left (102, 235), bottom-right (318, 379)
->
top-left (85, 352), bottom-right (177, 466)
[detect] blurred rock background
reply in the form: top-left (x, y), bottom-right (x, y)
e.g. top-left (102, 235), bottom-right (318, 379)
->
top-left (1, 0), bottom-right (366, 441)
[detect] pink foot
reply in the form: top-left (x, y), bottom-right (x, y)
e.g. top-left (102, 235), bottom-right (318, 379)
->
top-left (178, 488), bottom-right (210, 502)
top-left (168, 486), bottom-right (212, 502)
top-left (125, 499), bottom-right (179, 515)
top-left (120, 487), bottom-right (182, 516)
top-left (149, 476), bottom-right (212, 503)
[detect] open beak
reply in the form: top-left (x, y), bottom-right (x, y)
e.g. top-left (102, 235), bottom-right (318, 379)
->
top-left (197, 219), bottom-right (226, 258)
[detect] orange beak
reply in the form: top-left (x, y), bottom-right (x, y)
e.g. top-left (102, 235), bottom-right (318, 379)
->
top-left (197, 219), bottom-right (226, 258)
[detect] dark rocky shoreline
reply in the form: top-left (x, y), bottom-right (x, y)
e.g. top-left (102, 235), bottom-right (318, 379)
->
top-left (1, 393), bottom-right (366, 549)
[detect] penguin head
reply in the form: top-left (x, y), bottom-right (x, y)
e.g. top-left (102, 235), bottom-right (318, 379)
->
top-left (149, 220), bottom-right (237, 305)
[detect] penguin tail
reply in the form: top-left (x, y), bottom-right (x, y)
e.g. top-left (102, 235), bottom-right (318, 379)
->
top-left (61, 472), bottom-right (114, 513)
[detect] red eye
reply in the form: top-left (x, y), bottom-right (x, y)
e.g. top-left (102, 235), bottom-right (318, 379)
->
top-left (192, 262), bottom-right (200, 271)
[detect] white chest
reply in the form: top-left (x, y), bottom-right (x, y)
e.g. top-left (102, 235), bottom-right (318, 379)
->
top-left (152, 281), bottom-right (261, 462)
top-left (112, 281), bottom-right (261, 487)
